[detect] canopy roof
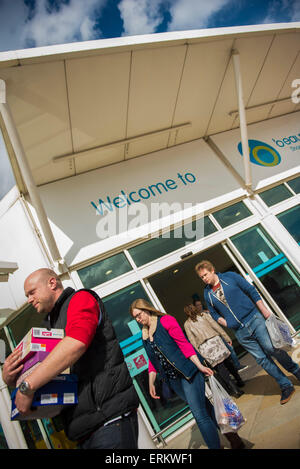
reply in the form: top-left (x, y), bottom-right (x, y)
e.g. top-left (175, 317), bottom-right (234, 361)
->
top-left (0, 22), bottom-right (299, 192)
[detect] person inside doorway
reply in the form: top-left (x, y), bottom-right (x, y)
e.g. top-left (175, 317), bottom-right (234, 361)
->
top-left (195, 260), bottom-right (300, 405)
top-left (183, 303), bottom-right (245, 398)
top-left (130, 298), bottom-right (246, 449)
top-left (193, 298), bottom-right (247, 372)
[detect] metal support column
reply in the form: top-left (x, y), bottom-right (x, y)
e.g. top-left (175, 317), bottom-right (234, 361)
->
top-left (0, 79), bottom-right (65, 272)
top-left (232, 50), bottom-right (252, 191)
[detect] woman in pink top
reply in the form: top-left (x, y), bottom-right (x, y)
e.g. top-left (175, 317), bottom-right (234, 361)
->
top-left (130, 298), bottom-right (245, 450)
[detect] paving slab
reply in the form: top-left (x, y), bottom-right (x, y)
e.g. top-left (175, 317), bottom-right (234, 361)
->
top-left (163, 347), bottom-right (300, 450)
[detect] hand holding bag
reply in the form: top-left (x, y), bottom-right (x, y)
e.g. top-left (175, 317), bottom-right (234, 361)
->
top-left (208, 375), bottom-right (245, 433)
top-left (265, 314), bottom-right (294, 350)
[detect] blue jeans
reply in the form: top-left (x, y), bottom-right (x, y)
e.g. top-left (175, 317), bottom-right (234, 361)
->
top-left (169, 371), bottom-right (220, 449)
top-left (221, 338), bottom-right (242, 368)
top-left (235, 312), bottom-right (299, 390)
top-left (79, 411), bottom-right (138, 449)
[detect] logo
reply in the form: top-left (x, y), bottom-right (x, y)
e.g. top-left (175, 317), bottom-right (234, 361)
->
top-left (238, 140), bottom-right (281, 167)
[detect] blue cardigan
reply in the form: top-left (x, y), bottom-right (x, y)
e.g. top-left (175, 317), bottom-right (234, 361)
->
top-left (204, 271), bottom-right (261, 330)
top-left (143, 318), bottom-right (205, 382)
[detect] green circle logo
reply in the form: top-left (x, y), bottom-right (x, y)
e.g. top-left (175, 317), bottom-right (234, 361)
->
top-left (238, 140), bottom-right (281, 167)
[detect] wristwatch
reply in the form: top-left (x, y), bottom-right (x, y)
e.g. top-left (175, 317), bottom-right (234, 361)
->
top-left (19, 380), bottom-right (35, 396)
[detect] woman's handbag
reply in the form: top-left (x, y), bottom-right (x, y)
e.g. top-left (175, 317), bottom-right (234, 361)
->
top-left (198, 335), bottom-right (230, 367)
top-left (208, 375), bottom-right (245, 433)
top-left (265, 314), bottom-right (294, 350)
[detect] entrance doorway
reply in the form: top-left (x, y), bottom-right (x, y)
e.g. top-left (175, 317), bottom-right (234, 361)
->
top-left (147, 243), bottom-right (245, 357)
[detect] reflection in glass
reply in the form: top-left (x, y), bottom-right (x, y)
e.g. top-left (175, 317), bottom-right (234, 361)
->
top-left (231, 225), bottom-right (300, 330)
top-left (212, 201), bottom-right (252, 228)
top-left (277, 205), bottom-right (300, 244)
top-left (78, 252), bottom-right (133, 288)
top-left (128, 216), bottom-right (217, 267)
top-left (287, 176), bottom-right (300, 194)
top-left (103, 282), bottom-right (148, 343)
top-left (7, 305), bottom-right (44, 347)
top-left (259, 184), bottom-right (292, 206)
top-left (102, 282), bottom-right (188, 433)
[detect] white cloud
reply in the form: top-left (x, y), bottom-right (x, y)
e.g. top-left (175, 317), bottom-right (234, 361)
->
top-left (21, 0), bottom-right (106, 48)
top-left (167, 0), bottom-right (231, 31)
top-left (0, 0), bottom-right (108, 52)
top-left (0, 0), bottom-right (30, 52)
top-left (118, 0), bottom-right (165, 36)
top-left (289, 0), bottom-right (300, 21)
top-left (118, 0), bottom-right (233, 37)
top-left (263, 0), bottom-right (300, 23)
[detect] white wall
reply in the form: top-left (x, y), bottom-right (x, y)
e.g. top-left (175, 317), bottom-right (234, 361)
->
top-left (0, 189), bottom-right (49, 310)
top-left (37, 138), bottom-right (243, 266)
top-left (211, 112), bottom-right (300, 189)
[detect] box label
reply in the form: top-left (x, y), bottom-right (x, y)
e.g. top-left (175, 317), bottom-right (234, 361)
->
top-left (41, 393), bottom-right (58, 404)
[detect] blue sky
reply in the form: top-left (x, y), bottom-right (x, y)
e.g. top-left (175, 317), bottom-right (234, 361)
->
top-left (0, 0), bottom-right (299, 53)
top-left (0, 0), bottom-right (300, 199)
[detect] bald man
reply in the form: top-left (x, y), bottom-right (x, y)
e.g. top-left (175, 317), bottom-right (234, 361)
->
top-left (3, 268), bottom-right (139, 449)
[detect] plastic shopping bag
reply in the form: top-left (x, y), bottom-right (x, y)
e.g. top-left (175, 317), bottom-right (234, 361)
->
top-left (265, 314), bottom-right (294, 350)
top-left (208, 375), bottom-right (245, 433)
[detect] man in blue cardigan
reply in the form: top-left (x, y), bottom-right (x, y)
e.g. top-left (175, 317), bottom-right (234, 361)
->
top-left (195, 260), bottom-right (300, 405)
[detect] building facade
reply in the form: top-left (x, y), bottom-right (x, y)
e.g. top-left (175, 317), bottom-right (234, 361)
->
top-left (0, 23), bottom-right (299, 448)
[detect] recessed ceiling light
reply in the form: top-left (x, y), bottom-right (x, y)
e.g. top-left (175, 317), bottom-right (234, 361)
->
top-left (173, 269), bottom-right (179, 274)
top-left (105, 270), bottom-right (113, 275)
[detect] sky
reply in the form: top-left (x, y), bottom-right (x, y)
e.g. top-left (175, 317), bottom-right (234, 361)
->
top-left (0, 0), bottom-right (299, 53)
top-left (0, 0), bottom-right (300, 199)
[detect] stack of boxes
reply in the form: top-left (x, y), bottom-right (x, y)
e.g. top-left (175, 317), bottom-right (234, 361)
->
top-left (11, 327), bottom-right (78, 421)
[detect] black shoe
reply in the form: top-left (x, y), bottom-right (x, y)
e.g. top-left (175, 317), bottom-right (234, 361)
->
top-left (227, 379), bottom-right (245, 398)
top-left (294, 369), bottom-right (300, 382)
top-left (236, 379), bottom-right (245, 388)
top-left (232, 389), bottom-right (245, 398)
top-left (224, 432), bottom-right (246, 449)
top-left (280, 386), bottom-right (295, 405)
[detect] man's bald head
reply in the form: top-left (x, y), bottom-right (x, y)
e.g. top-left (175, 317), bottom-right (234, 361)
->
top-left (24, 268), bottom-right (64, 314)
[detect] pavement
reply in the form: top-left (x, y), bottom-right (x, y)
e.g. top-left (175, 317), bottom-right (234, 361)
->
top-left (162, 341), bottom-right (300, 450)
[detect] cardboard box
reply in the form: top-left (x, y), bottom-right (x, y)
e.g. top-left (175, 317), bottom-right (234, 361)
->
top-left (11, 374), bottom-right (78, 421)
top-left (16, 351), bottom-right (70, 387)
top-left (15, 328), bottom-right (64, 363)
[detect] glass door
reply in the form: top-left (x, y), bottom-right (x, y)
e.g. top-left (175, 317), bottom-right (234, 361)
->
top-left (229, 225), bottom-right (300, 331)
top-left (102, 282), bottom-right (192, 441)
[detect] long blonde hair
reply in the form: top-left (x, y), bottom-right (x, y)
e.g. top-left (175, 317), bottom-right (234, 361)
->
top-left (129, 298), bottom-right (165, 317)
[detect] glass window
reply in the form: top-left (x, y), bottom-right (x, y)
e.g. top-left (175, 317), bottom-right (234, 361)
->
top-left (287, 176), bottom-right (300, 194)
top-left (78, 252), bottom-right (133, 288)
top-left (7, 305), bottom-right (44, 347)
top-left (212, 201), bottom-right (252, 228)
top-left (277, 205), bottom-right (300, 244)
top-left (128, 216), bottom-right (217, 267)
top-left (103, 282), bottom-right (149, 342)
top-left (0, 129), bottom-right (15, 201)
top-left (259, 184), bottom-right (293, 206)
top-left (231, 225), bottom-right (300, 330)
top-left (0, 328), bottom-right (11, 360)
top-left (0, 423), bottom-right (9, 449)
top-left (103, 282), bottom-right (188, 432)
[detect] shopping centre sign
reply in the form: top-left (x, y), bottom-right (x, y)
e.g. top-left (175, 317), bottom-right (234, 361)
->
top-left (91, 172), bottom-right (197, 216)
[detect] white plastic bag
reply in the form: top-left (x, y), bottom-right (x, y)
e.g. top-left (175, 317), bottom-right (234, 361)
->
top-left (208, 375), bottom-right (245, 433)
top-left (265, 314), bottom-right (294, 350)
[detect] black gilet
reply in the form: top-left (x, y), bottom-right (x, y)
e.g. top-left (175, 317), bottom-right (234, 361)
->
top-left (43, 287), bottom-right (139, 441)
